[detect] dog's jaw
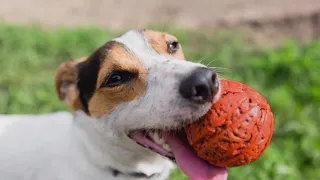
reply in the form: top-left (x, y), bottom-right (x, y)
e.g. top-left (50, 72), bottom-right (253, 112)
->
top-left (72, 110), bottom-right (175, 178)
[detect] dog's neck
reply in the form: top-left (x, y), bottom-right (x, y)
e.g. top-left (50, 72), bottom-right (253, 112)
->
top-left (70, 111), bottom-right (174, 179)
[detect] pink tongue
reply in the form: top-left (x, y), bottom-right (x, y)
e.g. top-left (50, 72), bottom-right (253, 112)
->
top-left (165, 134), bottom-right (228, 180)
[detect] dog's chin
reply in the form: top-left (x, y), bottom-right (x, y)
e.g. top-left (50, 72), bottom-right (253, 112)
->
top-left (127, 104), bottom-right (211, 162)
top-left (127, 95), bottom-right (228, 179)
top-left (128, 124), bottom-right (228, 180)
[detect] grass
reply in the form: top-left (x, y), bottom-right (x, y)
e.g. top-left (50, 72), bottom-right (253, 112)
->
top-left (0, 23), bottom-right (319, 180)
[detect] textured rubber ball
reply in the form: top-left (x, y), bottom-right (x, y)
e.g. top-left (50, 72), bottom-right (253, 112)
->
top-left (185, 79), bottom-right (275, 167)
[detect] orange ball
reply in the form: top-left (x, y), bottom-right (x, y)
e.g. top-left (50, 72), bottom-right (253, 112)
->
top-left (185, 79), bottom-right (275, 167)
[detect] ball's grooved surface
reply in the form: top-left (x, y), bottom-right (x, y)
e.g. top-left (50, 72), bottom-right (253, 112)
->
top-left (185, 79), bottom-right (274, 167)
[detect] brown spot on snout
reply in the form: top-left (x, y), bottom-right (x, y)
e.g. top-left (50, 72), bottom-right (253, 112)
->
top-left (143, 30), bottom-right (186, 60)
top-left (88, 43), bottom-right (147, 118)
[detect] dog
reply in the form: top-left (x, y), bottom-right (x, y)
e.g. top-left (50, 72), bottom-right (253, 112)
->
top-left (0, 29), bottom-right (228, 180)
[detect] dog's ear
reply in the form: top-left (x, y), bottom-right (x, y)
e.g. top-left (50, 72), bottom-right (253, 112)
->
top-left (55, 57), bottom-right (87, 111)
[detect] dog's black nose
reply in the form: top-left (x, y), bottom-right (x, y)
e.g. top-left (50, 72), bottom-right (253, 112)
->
top-left (179, 67), bottom-right (219, 104)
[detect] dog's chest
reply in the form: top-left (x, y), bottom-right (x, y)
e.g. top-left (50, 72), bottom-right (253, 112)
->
top-left (0, 112), bottom-right (172, 180)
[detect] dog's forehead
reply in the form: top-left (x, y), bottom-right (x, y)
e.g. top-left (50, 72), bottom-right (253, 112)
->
top-left (112, 30), bottom-right (166, 67)
top-left (113, 30), bottom-right (152, 54)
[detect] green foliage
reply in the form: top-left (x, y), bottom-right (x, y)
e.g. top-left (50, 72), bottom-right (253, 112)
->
top-left (0, 24), bottom-right (319, 179)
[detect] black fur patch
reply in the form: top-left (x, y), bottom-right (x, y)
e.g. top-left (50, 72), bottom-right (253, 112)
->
top-left (76, 41), bottom-right (118, 113)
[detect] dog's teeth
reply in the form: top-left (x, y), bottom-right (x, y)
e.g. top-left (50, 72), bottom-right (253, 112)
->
top-left (163, 144), bottom-right (172, 152)
top-left (148, 131), bottom-right (156, 138)
top-left (150, 132), bottom-right (165, 145)
top-left (146, 131), bottom-right (172, 153)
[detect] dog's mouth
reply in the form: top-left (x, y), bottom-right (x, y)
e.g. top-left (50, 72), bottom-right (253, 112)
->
top-left (128, 129), bottom-right (185, 161)
top-left (129, 128), bottom-right (228, 180)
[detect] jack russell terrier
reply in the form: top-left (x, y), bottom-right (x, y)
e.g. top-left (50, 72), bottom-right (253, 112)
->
top-left (0, 29), bottom-right (228, 180)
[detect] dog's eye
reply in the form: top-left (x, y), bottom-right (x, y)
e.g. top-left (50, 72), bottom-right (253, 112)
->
top-left (102, 71), bottom-right (135, 88)
top-left (167, 41), bottom-right (179, 54)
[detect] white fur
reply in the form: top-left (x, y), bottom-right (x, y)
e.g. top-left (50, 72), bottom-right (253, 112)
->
top-left (0, 30), bottom-right (221, 180)
top-left (0, 111), bottom-right (174, 180)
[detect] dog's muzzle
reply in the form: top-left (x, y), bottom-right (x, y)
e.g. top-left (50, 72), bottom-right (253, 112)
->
top-left (128, 67), bottom-right (227, 180)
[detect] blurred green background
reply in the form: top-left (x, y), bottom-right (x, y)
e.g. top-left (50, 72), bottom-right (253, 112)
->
top-left (0, 23), bottom-right (319, 180)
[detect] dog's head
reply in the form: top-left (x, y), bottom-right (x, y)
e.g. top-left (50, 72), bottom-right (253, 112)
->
top-left (55, 29), bottom-right (225, 179)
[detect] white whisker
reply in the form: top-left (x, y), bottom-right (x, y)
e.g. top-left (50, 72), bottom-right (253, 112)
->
top-left (207, 66), bottom-right (230, 71)
top-left (197, 56), bottom-right (210, 64)
top-left (206, 59), bottom-right (216, 67)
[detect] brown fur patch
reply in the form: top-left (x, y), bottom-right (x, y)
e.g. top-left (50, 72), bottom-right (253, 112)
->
top-left (88, 43), bottom-right (147, 118)
top-left (143, 30), bottom-right (186, 60)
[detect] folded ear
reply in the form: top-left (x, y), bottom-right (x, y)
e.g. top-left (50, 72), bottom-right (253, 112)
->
top-left (55, 57), bottom-right (87, 111)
